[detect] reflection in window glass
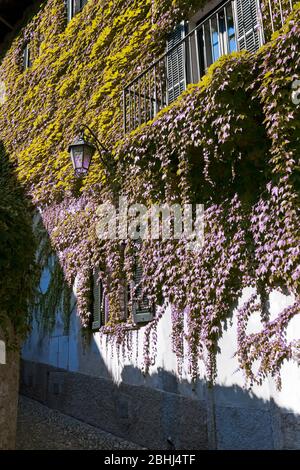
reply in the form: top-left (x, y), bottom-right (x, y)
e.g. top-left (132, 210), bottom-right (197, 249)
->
top-left (197, 1), bottom-right (237, 75)
top-left (226, 4), bottom-right (237, 53)
top-left (198, 22), bottom-right (213, 72)
top-left (211, 17), bottom-right (220, 62)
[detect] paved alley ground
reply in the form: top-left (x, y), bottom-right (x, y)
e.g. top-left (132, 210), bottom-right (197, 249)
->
top-left (16, 395), bottom-right (140, 450)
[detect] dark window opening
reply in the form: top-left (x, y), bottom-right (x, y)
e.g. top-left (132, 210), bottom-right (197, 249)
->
top-left (66, 0), bottom-right (88, 23)
top-left (23, 43), bottom-right (31, 70)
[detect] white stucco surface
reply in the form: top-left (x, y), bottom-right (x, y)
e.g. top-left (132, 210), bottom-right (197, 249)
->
top-left (22, 281), bottom-right (300, 412)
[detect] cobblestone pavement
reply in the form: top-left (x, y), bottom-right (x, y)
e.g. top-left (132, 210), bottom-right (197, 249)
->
top-left (17, 395), bottom-right (141, 450)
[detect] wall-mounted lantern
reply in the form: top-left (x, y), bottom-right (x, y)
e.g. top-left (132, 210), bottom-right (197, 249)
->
top-left (68, 124), bottom-right (110, 177)
top-left (68, 135), bottom-right (95, 176)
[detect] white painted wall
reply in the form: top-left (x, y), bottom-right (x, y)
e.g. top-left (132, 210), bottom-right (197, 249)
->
top-left (22, 280), bottom-right (300, 415)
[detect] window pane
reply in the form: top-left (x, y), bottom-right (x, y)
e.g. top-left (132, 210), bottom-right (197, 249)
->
top-left (210, 17), bottom-right (220, 62)
top-left (218, 10), bottom-right (226, 56)
top-left (196, 1), bottom-right (238, 75)
top-left (198, 23), bottom-right (213, 75)
top-left (226, 3), bottom-right (237, 53)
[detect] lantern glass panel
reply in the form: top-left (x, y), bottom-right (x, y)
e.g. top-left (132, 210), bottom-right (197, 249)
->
top-left (71, 145), bottom-right (84, 170)
top-left (83, 145), bottom-right (93, 171)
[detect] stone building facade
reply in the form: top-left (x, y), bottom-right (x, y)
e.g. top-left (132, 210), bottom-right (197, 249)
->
top-left (1, 0), bottom-right (300, 450)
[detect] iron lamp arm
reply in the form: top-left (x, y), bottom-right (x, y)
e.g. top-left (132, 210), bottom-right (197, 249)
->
top-left (80, 124), bottom-right (109, 154)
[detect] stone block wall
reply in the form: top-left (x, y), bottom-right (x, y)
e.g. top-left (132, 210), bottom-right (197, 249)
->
top-left (0, 328), bottom-right (20, 450)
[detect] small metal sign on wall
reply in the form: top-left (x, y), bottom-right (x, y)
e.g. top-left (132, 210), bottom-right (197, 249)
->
top-left (0, 340), bottom-right (6, 364)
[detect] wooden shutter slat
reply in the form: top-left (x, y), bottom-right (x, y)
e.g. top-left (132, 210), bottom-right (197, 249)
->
top-left (167, 22), bottom-right (187, 104)
top-left (132, 261), bottom-right (154, 324)
top-left (235, 0), bottom-right (261, 53)
top-left (92, 272), bottom-right (101, 330)
top-left (100, 282), bottom-right (106, 326)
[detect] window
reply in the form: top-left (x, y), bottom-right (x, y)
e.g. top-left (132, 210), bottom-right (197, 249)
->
top-left (92, 272), bottom-right (108, 330)
top-left (197, 1), bottom-right (238, 77)
top-left (23, 43), bottom-right (31, 70)
top-left (66, 0), bottom-right (88, 23)
top-left (123, 0), bottom-right (264, 132)
top-left (92, 264), bottom-right (154, 328)
top-left (167, 0), bottom-right (263, 102)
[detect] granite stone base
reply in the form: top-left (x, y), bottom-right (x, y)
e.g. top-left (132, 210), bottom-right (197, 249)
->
top-left (20, 359), bottom-right (300, 450)
top-left (20, 360), bottom-right (208, 450)
top-left (17, 395), bottom-right (142, 449)
top-left (0, 329), bottom-right (20, 450)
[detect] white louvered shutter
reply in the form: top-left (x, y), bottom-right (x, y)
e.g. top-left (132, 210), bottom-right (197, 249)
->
top-left (167, 22), bottom-right (187, 104)
top-left (235, 0), bottom-right (262, 53)
top-left (132, 262), bottom-right (154, 324)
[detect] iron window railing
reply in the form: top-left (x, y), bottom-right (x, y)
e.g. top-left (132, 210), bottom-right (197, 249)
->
top-left (266, 0), bottom-right (295, 34)
top-left (123, 0), bottom-right (296, 133)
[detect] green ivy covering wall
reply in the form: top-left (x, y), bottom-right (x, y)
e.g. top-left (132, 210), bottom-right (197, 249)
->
top-left (0, 146), bottom-right (36, 342)
top-left (0, 0), bottom-right (203, 203)
top-left (0, 0), bottom-right (299, 385)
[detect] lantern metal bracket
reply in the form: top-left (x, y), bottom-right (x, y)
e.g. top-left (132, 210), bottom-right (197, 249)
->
top-left (80, 124), bottom-right (108, 153)
top-left (79, 124), bottom-right (112, 171)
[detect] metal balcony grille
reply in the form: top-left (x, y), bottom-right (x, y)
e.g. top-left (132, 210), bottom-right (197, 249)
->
top-left (123, 0), bottom-right (296, 133)
top-left (264, 0), bottom-right (295, 35)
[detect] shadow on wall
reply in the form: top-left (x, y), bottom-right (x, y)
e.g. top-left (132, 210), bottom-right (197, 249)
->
top-left (120, 364), bottom-right (300, 451)
top-left (0, 141), bottom-right (36, 450)
top-left (20, 355), bottom-right (300, 450)
top-left (0, 141), bottom-right (36, 336)
top-left (0, 1), bottom-right (44, 60)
